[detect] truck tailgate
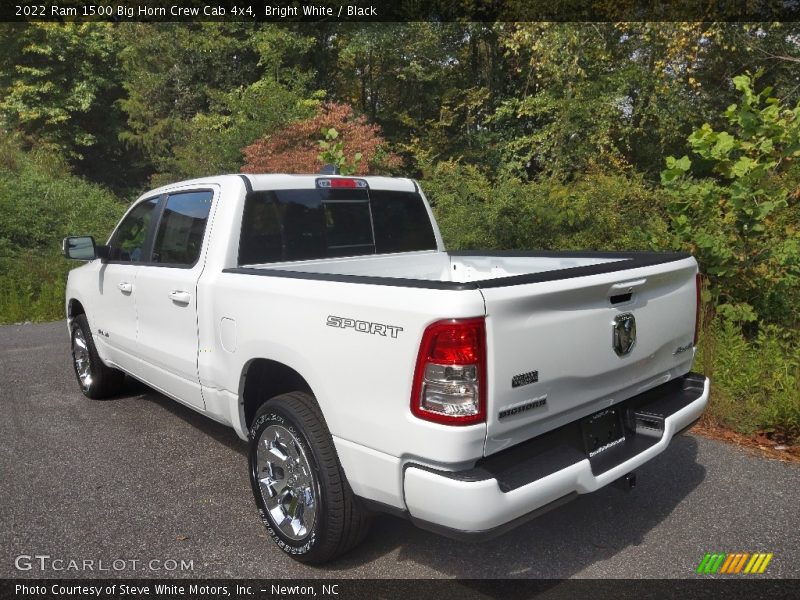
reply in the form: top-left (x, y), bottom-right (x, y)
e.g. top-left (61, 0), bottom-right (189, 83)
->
top-left (481, 255), bottom-right (698, 456)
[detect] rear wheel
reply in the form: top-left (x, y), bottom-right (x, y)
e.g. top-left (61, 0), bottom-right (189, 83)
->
top-left (70, 314), bottom-right (125, 399)
top-left (248, 391), bottom-right (371, 564)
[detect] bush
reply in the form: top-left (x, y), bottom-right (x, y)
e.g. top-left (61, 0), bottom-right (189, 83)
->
top-left (696, 319), bottom-right (799, 440)
top-left (421, 161), bottom-right (673, 252)
top-left (662, 73), bottom-right (800, 328)
top-left (0, 138), bottom-right (125, 323)
top-left (241, 102), bottom-right (401, 175)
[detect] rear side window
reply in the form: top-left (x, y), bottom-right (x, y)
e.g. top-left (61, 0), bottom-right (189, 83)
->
top-left (369, 189), bottom-right (437, 254)
top-left (108, 197), bottom-right (159, 262)
top-left (152, 191), bottom-right (213, 266)
top-left (238, 187), bottom-right (436, 265)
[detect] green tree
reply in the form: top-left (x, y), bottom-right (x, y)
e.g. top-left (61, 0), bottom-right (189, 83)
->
top-left (488, 23), bottom-right (800, 182)
top-left (662, 73), bottom-right (800, 327)
top-left (168, 78), bottom-right (317, 182)
top-left (118, 23), bottom-right (321, 184)
top-left (423, 160), bottom-right (670, 253)
top-left (117, 23), bottom-right (260, 180)
top-left (330, 23), bottom-right (505, 167)
top-left (0, 22), bottom-right (141, 189)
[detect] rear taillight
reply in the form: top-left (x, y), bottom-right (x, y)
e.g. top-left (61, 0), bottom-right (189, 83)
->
top-left (410, 318), bottom-right (486, 425)
top-left (694, 272), bottom-right (702, 346)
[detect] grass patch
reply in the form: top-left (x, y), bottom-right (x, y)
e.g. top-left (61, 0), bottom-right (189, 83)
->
top-left (0, 252), bottom-right (69, 324)
top-left (695, 319), bottom-right (800, 444)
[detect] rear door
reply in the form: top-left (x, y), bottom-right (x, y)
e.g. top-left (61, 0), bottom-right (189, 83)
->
top-left (481, 256), bottom-right (699, 455)
top-left (134, 189), bottom-right (214, 409)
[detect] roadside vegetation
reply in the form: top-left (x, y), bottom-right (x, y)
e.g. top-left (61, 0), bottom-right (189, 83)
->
top-left (0, 22), bottom-right (796, 443)
top-left (0, 137), bottom-right (123, 322)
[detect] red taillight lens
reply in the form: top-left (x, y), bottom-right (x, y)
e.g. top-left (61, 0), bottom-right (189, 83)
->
top-left (694, 272), bottom-right (702, 346)
top-left (410, 318), bottom-right (486, 426)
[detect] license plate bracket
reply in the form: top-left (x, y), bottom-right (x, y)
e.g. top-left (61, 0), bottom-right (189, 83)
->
top-left (581, 407), bottom-right (625, 458)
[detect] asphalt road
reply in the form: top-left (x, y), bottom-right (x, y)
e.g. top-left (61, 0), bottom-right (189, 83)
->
top-left (1, 322), bottom-right (798, 580)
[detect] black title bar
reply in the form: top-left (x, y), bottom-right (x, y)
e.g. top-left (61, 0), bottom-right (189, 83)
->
top-left (2, 0), bottom-right (800, 23)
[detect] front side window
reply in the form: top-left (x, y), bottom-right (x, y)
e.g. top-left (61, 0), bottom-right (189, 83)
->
top-left (152, 191), bottom-right (213, 266)
top-left (108, 198), bottom-right (159, 262)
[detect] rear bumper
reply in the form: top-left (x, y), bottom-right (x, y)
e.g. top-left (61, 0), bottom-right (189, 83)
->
top-left (403, 372), bottom-right (709, 537)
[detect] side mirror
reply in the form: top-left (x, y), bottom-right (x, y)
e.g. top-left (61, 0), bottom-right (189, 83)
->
top-left (63, 236), bottom-right (98, 260)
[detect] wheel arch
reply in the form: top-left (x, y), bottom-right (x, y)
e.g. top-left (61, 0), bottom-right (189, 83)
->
top-left (68, 298), bottom-right (86, 321)
top-left (240, 358), bottom-right (317, 432)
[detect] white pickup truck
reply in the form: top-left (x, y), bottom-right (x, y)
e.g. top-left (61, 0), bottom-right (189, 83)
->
top-left (63, 173), bottom-right (709, 563)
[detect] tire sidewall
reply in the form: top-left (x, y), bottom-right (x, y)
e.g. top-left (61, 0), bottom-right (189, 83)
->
top-left (248, 404), bottom-right (324, 558)
top-left (70, 318), bottom-right (92, 396)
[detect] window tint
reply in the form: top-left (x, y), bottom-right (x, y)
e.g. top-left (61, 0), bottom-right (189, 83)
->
top-left (108, 198), bottom-right (159, 262)
top-left (324, 202), bottom-right (374, 249)
top-left (238, 188), bottom-right (436, 265)
top-left (152, 191), bottom-right (213, 266)
top-left (369, 190), bottom-right (437, 254)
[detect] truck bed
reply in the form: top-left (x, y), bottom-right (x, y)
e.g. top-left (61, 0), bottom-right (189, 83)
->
top-left (230, 249), bottom-right (691, 289)
top-left (226, 248), bottom-right (698, 457)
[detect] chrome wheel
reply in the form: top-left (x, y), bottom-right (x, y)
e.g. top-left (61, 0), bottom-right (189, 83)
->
top-left (255, 424), bottom-right (317, 541)
top-left (72, 327), bottom-right (92, 391)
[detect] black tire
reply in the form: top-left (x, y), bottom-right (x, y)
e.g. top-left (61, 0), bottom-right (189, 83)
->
top-left (70, 314), bottom-right (126, 399)
top-left (248, 391), bottom-right (372, 564)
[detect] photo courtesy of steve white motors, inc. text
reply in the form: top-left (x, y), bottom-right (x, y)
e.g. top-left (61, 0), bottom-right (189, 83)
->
top-left (13, 583), bottom-right (339, 597)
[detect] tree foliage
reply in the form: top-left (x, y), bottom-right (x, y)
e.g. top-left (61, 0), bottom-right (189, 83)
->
top-left (1, 21), bottom-right (798, 438)
top-left (0, 23), bottom-right (141, 188)
top-left (662, 73), bottom-right (800, 327)
top-left (0, 135), bottom-right (125, 323)
top-left (241, 102), bottom-right (400, 175)
top-left (425, 161), bottom-right (671, 252)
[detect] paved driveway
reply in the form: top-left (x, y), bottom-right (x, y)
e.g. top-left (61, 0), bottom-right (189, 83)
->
top-left (2, 322), bottom-right (797, 579)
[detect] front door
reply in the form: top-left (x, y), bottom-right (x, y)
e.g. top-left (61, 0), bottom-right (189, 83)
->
top-left (92, 197), bottom-right (160, 367)
top-left (134, 190), bottom-right (214, 410)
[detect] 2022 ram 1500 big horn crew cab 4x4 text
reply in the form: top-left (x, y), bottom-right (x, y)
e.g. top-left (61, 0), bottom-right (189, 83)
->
top-left (63, 173), bottom-right (709, 563)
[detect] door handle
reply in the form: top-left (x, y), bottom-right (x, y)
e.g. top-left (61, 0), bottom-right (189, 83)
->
top-left (168, 290), bottom-right (192, 304)
top-left (608, 278), bottom-right (647, 294)
top-left (117, 282), bottom-right (133, 293)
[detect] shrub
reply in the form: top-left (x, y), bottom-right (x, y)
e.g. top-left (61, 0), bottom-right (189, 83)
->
top-left (421, 161), bottom-right (672, 252)
top-left (0, 138), bottom-right (124, 323)
top-left (241, 102), bottom-right (401, 175)
top-left (662, 73), bottom-right (800, 328)
top-left (696, 319), bottom-right (799, 440)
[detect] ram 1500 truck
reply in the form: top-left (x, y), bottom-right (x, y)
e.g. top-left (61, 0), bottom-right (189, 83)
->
top-left (63, 174), bottom-right (709, 563)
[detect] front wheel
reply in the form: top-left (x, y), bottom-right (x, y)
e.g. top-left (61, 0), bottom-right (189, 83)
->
top-left (70, 314), bottom-right (125, 399)
top-left (248, 391), bottom-right (371, 564)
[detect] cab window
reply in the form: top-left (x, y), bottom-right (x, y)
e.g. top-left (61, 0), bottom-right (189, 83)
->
top-left (151, 191), bottom-right (213, 266)
top-left (107, 198), bottom-right (159, 262)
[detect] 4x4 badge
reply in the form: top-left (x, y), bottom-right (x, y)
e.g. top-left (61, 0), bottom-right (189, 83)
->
top-left (612, 313), bottom-right (636, 356)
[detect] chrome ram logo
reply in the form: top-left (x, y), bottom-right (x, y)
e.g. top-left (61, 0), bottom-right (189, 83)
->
top-left (612, 313), bottom-right (636, 356)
